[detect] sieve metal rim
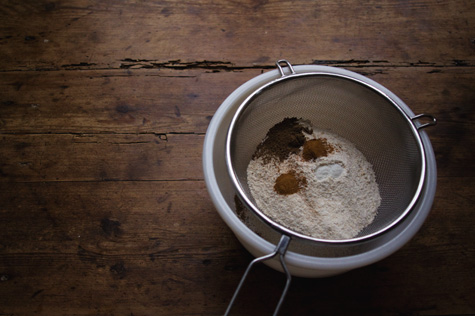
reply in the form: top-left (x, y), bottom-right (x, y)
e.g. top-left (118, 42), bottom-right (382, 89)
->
top-left (225, 61), bottom-right (429, 244)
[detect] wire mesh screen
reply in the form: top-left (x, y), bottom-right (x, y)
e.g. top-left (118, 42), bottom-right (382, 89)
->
top-left (227, 74), bottom-right (425, 241)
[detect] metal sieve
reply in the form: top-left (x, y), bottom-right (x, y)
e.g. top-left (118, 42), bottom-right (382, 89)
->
top-left (223, 60), bottom-right (436, 315)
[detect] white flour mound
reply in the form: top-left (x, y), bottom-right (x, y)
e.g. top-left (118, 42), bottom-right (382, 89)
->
top-left (247, 128), bottom-right (381, 240)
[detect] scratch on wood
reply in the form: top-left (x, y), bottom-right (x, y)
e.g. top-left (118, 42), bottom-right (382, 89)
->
top-left (410, 60), bottom-right (436, 66)
top-left (110, 141), bottom-right (153, 145)
top-left (31, 289), bottom-right (44, 299)
top-left (60, 62), bottom-right (97, 69)
top-left (312, 59), bottom-right (370, 65)
top-left (453, 59), bottom-right (469, 66)
top-left (72, 134), bottom-right (99, 144)
top-left (174, 106), bottom-right (181, 117)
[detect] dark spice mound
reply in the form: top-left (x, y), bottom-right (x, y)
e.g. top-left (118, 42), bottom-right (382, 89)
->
top-left (253, 117), bottom-right (312, 163)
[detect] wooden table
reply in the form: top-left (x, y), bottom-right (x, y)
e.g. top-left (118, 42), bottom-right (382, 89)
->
top-left (1, 1), bottom-right (474, 315)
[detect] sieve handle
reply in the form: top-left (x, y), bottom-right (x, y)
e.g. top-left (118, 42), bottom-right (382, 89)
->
top-left (412, 114), bottom-right (437, 130)
top-left (224, 235), bottom-right (292, 316)
top-left (276, 60), bottom-right (296, 77)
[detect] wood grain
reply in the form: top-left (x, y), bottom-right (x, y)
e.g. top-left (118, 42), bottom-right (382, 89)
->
top-left (0, 181), bottom-right (242, 316)
top-left (0, 67), bottom-right (473, 134)
top-left (0, 0), bottom-right (474, 71)
top-left (0, 177), bottom-right (473, 315)
top-left (0, 0), bottom-right (474, 315)
top-left (0, 133), bottom-right (204, 182)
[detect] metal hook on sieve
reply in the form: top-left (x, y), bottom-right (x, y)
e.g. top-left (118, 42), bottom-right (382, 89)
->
top-left (412, 114), bottom-right (437, 130)
top-left (224, 235), bottom-right (292, 316)
top-left (276, 59), bottom-right (296, 77)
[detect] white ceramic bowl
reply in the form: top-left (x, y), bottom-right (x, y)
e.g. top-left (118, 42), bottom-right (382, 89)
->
top-left (202, 64), bottom-right (436, 277)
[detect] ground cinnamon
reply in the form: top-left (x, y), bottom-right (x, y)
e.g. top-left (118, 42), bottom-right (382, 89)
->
top-left (274, 171), bottom-right (307, 195)
top-left (253, 117), bottom-right (312, 163)
top-left (302, 138), bottom-right (334, 161)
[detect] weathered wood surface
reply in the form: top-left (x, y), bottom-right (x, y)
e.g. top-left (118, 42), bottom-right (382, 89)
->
top-left (0, 178), bottom-right (473, 315)
top-left (0, 0), bottom-right (474, 315)
top-left (0, 67), bottom-right (473, 135)
top-left (0, 0), bottom-right (474, 70)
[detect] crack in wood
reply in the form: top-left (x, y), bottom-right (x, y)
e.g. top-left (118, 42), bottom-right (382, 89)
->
top-left (1, 59), bottom-right (473, 72)
top-left (311, 59), bottom-right (372, 65)
top-left (61, 62), bottom-right (97, 68)
top-left (31, 289), bottom-right (44, 299)
top-left (117, 58), bottom-right (475, 70)
top-left (119, 59), bottom-right (257, 71)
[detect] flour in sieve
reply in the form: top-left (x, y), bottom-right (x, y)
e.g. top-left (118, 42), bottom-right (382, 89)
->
top-left (247, 126), bottom-right (381, 240)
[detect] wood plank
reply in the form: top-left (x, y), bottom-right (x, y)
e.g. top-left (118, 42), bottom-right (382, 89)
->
top-left (0, 180), bottom-right (244, 315)
top-left (1, 67), bottom-right (473, 182)
top-left (1, 67), bottom-right (474, 134)
top-left (0, 181), bottom-right (233, 256)
top-left (0, 133), bottom-right (204, 182)
top-left (0, 68), bottom-right (236, 134)
top-left (0, 128), bottom-right (472, 183)
top-left (0, 0), bottom-right (474, 71)
top-left (0, 178), bottom-right (473, 315)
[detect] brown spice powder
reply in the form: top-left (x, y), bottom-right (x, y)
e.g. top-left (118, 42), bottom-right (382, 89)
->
top-left (302, 138), bottom-right (334, 161)
top-left (274, 171), bottom-right (307, 195)
top-left (253, 117), bottom-right (312, 164)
